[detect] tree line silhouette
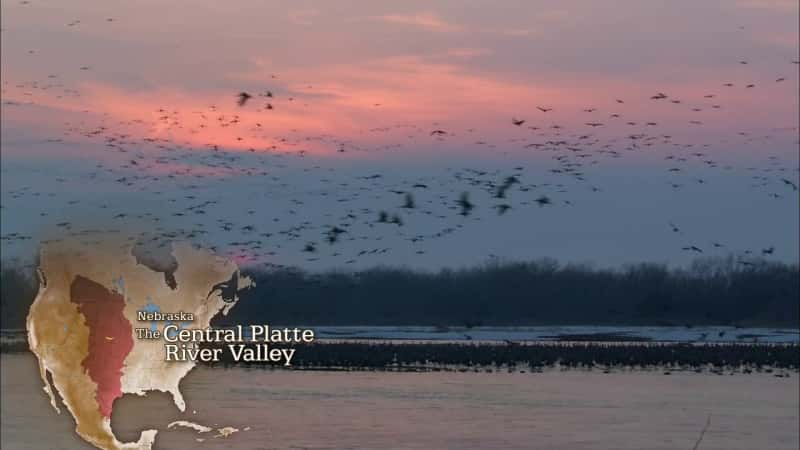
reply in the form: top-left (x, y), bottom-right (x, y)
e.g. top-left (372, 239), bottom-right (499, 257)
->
top-left (1, 255), bottom-right (798, 329)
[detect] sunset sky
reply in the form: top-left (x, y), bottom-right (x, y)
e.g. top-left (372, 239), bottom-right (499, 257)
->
top-left (1, 0), bottom-right (798, 269)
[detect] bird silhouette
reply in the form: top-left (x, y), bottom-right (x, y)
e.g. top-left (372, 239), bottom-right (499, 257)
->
top-left (402, 192), bottom-right (416, 209)
top-left (457, 192), bottom-right (475, 216)
top-left (534, 195), bottom-right (551, 207)
top-left (494, 204), bottom-right (511, 215)
top-left (781, 179), bottom-right (797, 191)
top-left (236, 92), bottom-right (252, 107)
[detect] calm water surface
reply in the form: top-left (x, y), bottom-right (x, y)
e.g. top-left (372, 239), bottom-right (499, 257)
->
top-left (1, 354), bottom-right (797, 450)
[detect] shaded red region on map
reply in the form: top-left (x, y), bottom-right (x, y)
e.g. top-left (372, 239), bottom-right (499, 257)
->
top-left (70, 275), bottom-right (134, 418)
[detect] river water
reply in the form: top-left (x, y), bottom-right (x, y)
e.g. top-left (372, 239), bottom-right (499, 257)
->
top-left (1, 354), bottom-right (797, 450)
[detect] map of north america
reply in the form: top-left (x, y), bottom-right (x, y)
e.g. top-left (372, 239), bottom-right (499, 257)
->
top-left (26, 239), bottom-right (252, 450)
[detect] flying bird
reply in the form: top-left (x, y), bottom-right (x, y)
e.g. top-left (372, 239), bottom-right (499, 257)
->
top-left (457, 192), bottom-right (475, 216)
top-left (237, 92), bottom-right (252, 106)
top-left (402, 192), bottom-right (416, 209)
top-left (534, 195), bottom-right (551, 207)
top-left (494, 204), bottom-right (511, 215)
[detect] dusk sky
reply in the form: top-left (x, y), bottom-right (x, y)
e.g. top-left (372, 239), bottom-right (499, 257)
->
top-left (1, 0), bottom-right (798, 270)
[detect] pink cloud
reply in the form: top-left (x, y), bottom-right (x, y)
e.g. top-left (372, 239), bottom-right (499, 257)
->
top-left (371, 12), bottom-right (462, 32)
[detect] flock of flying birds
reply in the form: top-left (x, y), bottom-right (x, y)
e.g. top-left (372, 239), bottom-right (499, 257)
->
top-left (1, 7), bottom-right (799, 272)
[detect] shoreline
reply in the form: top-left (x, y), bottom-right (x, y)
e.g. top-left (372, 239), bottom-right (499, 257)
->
top-left (3, 340), bottom-right (797, 372)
